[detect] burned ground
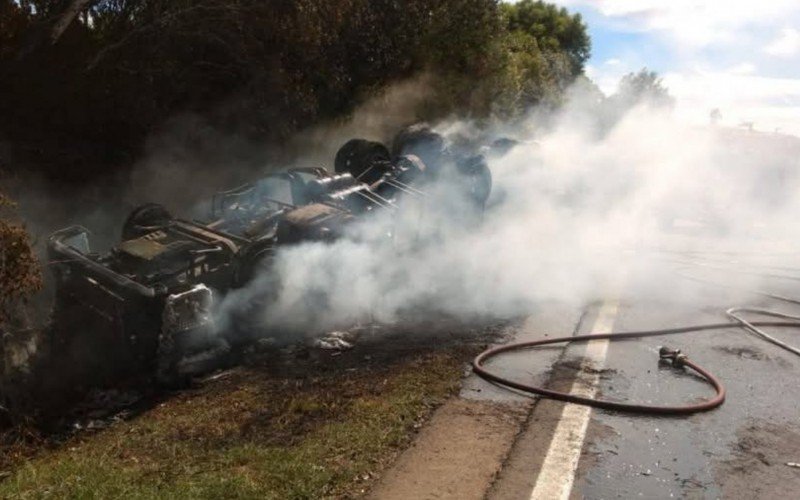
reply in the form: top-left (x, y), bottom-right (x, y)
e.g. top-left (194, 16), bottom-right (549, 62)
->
top-left (0, 320), bottom-right (507, 498)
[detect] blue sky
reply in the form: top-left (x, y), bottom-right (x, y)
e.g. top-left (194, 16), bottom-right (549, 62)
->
top-left (506, 1), bottom-right (800, 135)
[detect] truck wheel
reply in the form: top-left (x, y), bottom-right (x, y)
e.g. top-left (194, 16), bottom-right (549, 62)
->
top-left (334, 139), bottom-right (391, 182)
top-left (122, 203), bottom-right (173, 240)
top-left (232, 242), bottom-right (274, 288)
top-left (391, 125), bottom-right (445, 170)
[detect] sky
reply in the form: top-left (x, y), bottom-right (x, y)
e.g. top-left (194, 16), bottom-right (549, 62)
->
top-left (509, 0), bottom-right (800, 136)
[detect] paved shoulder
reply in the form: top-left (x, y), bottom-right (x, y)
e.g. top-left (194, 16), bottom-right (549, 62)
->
top-left (370, 303), bottom-right (585, 499)
top-left (368, 398), bottom-right (527, 500)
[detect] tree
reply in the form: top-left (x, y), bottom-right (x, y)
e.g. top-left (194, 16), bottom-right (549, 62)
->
top-left (501, 0), bottom-right (590, 76)
top-left (483, 0), bottom-right (590, 115)
top-left (613, 68), bottom-right (675, 110)
top-left (0, 0), bottom-right (592, 182)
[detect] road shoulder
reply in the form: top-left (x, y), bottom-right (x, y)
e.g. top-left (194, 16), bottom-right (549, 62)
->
top-left (369, 398), bottom-right (528, 500)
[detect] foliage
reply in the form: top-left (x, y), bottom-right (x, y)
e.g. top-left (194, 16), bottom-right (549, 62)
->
top-left (486, 0), bottom-right (590, 116)
top-left (613, 68), bottom-right (675, 110)
top-left (502, 0), bottom-right (590, 76)
top-left (0, 0), bottom-right (589, 182)
top-left (0, 192), bottom-right (41, 329)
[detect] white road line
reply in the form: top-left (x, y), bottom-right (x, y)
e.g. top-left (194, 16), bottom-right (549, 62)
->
top-left (529, 300), bottom-right (620, 500)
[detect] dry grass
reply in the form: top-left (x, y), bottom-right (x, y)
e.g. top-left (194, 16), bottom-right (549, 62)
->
top-left (0, 346), bottom-right (479, 499)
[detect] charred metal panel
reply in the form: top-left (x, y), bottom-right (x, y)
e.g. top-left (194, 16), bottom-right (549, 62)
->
top-left (46, 140), bottom-right (491, 383)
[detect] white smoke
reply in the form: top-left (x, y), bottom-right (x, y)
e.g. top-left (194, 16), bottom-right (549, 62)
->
top-left (217, 84), bottom-right (800, 337)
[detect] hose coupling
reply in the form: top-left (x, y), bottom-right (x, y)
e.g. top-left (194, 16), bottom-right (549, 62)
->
top-left (659, 346), bottom-right (688, 368)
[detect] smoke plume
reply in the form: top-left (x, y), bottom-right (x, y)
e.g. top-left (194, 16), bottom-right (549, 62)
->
top-left (217, 85), bottom-right (800, 337)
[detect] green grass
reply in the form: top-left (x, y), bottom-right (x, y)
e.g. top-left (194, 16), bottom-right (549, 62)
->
top-left (0, 351), bottom-right (469, 499)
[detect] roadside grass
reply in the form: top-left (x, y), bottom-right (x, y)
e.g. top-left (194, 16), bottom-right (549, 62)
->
top-left (0, 349), bottom-right (475, 499)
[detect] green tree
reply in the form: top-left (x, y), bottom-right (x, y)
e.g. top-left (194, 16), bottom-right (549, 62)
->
top-left (0, 0), bottom-right (591, 181)
top-left (501, 0), bottom-right (590, 76)
top-left (613, 68), bottom-right (675, 109)
top-left (486, 0), bottom-right (590, 115)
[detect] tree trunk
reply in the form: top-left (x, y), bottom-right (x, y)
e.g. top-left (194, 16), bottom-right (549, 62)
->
top-left (50, 0), bottom-right (96, 44)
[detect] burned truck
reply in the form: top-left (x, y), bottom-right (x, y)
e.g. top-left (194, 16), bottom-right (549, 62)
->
top-left (48, 134), bottom-right (492, 384)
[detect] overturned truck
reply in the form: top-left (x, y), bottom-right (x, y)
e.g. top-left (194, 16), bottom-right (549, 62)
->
top-left (48, 132), bottom-right (493, 384)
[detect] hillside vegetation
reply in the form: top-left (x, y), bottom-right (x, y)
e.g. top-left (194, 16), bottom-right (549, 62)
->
top-left (1, 0), bottom-right (589, 182)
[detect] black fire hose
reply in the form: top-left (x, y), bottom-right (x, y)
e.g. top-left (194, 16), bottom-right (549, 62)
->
top-left (472, 320), bottom-right (800, 415)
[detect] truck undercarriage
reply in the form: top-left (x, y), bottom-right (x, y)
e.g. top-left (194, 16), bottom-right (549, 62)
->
top-left (47, 131), bottom-right (496, 384)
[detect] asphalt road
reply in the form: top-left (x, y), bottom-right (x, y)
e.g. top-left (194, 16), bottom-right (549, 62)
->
top-left (467, 246), bottom-right (800, 499)
top-left (572, 270), bottom-right (800, 499)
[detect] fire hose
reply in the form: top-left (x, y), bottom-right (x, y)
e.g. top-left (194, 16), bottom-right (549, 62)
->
top-left (472, 260), bottom-right (800, 416)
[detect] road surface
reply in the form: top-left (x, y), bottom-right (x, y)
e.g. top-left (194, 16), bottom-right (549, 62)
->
top-left (371, 246), bottom-right (800, 499)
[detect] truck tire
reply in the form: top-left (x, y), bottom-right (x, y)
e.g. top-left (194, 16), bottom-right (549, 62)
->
top-left (232, 240), bottom-right (274, 288)
top-left (458, 156), bottom-right (493, 207)
top-left (391, 125), bottom-right (445, 170)
top-left (334, 139), bottom-right (391, 182)
top-left (122, 203), bottom-right (173, 240)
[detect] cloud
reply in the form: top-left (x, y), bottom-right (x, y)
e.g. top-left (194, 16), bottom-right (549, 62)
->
top-left (502, 1), bottom-right (800, 135)
top-left (727, 62), bottom-right (757, 75)
top-left (554, 0), bottom-right (800, 48)
top-left (537, 0), bottom-right (800, 136)
top-left (664, 69), bottom-right (800, 134)
top-left (765, 28), bottom-right (800, 57)
top-left (586, 60), bottom-right (800, 135)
